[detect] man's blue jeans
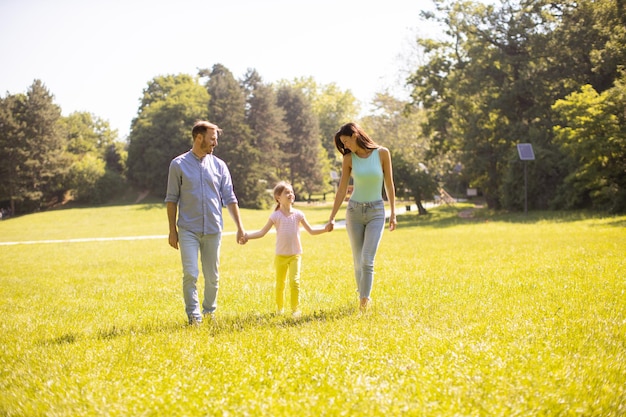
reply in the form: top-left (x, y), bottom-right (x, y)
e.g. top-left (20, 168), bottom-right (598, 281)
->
top-left (178, 228), bottom-right (221, 321)
top-left (345, 200), bottom-right (385, 299)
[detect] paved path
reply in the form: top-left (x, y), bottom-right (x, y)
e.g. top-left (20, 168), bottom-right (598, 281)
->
top-left (0, 205), bottom-right (420, 246)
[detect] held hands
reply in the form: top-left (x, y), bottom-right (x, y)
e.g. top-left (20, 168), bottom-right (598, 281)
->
top-left (325, 220), bottom-right (335, 232)
top-left (237, 230), bottom-right (247, 245)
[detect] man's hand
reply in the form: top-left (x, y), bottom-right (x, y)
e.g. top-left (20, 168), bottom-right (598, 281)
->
top-left (168, 230), bottom-right (179, 249)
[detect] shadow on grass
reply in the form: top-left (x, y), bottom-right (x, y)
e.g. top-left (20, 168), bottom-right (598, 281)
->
top-left (604, 218), bottom-right (626, 228)
top-left (39, 333), bottom-right (80, 346)
top-left (204, 304), bottom-right (357, 337)
top-left (37, 304), bottom-right (358, 346)
top-left (136, 203), bottom-right (165, 211)
top-left (397, 204), bottom-right (626, 228)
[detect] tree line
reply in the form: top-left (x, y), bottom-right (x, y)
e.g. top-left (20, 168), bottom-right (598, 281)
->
top-left (0, 80), bottom-right (126, 215)
top-left (0, 70), bottom-right (358, 214)
top-left (1, 0), bottom-right (624, 216)
top-left (125, 66), bottom-right (355, 209)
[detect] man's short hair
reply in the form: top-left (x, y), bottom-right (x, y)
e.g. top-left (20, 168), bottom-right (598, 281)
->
top-left (192, 121), bottom-right (222, 138)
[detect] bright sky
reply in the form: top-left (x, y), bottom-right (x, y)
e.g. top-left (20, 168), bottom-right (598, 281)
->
top-left (0, 0), bottom-right (439, 139)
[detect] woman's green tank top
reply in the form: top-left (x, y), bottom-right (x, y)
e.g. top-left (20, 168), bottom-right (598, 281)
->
top-left (350, 148), bottom-right (383, 202)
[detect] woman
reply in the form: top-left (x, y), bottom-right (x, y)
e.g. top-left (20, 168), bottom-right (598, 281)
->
top-left (326, 122), bottom-right (397, 311)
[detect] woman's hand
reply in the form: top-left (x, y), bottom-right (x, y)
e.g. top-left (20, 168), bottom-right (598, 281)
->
top-left (389, 216), bottom-right (397, 231)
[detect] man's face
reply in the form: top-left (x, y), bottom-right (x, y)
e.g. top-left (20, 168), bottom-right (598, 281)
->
top-left (199, 128), bottom-right (218, 154)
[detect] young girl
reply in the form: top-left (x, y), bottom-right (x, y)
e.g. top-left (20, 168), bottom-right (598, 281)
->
top-left (241, 181), bottom-right (330, 317)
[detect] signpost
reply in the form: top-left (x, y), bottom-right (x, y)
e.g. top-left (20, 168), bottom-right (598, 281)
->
top-left (517, 143), bottom-right (535, 215)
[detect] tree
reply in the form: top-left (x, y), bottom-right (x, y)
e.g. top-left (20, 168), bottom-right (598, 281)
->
top-left (65, 153), bottom-right (106, 203)
top-left (242, 69), bottom-right (290, 188)
top-left (361, 93), bottom-right (439, 214)
top-left (200, 64), bottom-right (268, 208)
top-left (393, 154), bottom-right (439, 215)
top-left (59, 112), bottom-right (123, 203)
top-left (127, 74), bottom-right (209, 196)
top-left (547, 0), bottom-right (626, 95)
top-left (284, 77), bottom-right (360, 165)
top-left (61, 112), bottom-right (116, 157)
top-left (104, 141), bottom-right (127, 176)
top-left (407, 0), bottom-right (626, 211)
top-left (418, 0), bottom-right (561, 209)
top-left (276, 85), bottom-right (330, 200)
top-left (0, 93), bottom-right (21, 213)
top-left (552, 78), bottom-right (626, 212)
top-left (0, 80), bottom-right (69, 213)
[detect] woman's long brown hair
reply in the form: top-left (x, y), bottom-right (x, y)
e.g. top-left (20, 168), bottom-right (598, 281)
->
top-left (333, 122), bottom-right (379, 155)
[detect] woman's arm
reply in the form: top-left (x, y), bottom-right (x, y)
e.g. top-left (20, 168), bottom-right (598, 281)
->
top-left (327, 154), bottom-right (352, 227)
top-left (380, 147), bottom-right (397, 231)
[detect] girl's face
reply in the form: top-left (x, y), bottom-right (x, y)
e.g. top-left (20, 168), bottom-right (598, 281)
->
top-left (277, 186), bottom-right (295, 206)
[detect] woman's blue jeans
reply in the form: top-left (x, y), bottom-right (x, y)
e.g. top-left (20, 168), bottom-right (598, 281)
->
top-left (345, 200), bottom-right (385, 299)
top-left (178, 228), bottom-right (221, 321)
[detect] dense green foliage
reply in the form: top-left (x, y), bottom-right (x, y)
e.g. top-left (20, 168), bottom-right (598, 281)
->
top-left (127, 74), bottom-right (210, 195)
top-left (552, 77), bottom-right (626, 212)
top-left (275, 84), bottom-right (331, 199)
top-left (281, 76), bottom-right (360, 167)
top-left (0, 81), bottom-right (124, 213)
top-left (125, 65), bottom-right (353, 209)
top-left (0, 81), bottom-right (67, 213)
top-left (362, 93), bottom-right (442, 213)
top-left (243, 69), bottom-right (290, 191)
top-left (0, 72), bottom-right (356, 213)
top-left (408, 0), bottom-right (626, 211)
top-left (62, 111), bottom-right (126, 204)
top-left (1, 204), bottom-right (624, 415)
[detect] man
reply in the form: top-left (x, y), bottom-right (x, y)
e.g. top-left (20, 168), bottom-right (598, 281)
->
top-left (165, 120), bottom-right (245, 324)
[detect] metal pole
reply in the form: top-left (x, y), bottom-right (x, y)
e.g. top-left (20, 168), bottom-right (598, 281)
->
top-left (524, 161), bottom-right (528, 215)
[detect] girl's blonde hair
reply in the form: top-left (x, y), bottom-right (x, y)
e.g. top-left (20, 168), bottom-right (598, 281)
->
top-left (273, 181), bottom-right (292, 211)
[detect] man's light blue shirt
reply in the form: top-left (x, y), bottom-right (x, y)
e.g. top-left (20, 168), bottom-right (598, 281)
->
top-left (165, 150), bottom-right (238, 235)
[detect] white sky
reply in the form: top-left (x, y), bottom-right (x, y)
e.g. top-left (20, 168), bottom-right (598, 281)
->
top-left (0, 0), bottom-right (439, 139)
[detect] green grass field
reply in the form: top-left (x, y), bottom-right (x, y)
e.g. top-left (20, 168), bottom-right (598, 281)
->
top-left (1, 202), bottom-right (625, 416)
